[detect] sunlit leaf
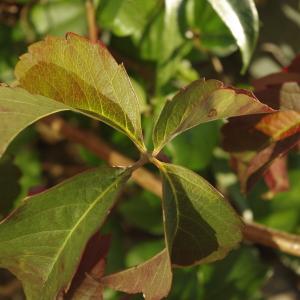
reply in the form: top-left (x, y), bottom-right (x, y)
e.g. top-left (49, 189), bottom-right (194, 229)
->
top-left (153, 79), bottom-right (273, 154)
top-left (207, 0), bottom-right (259, 71)
top-left (0, 86), bottom-right (69, 158)
top-left (15, 33), bottom-right (146, 151)
top-left (158, 162), bottom-right (243, 266)
top-left (102, 249), bottom-right (172, 300)
top-left (0, 166), bottom-right (129, 300)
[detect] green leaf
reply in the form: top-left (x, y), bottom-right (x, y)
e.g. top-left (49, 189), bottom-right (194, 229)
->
top-left (97, 0), bottom-right (158, 37)
top-left (30, 0), bottom-right (87, 37)
top-left (0, 155), bottom-right (22, 217)
top-left (166, 121), bottom-right (220, 170)
top-left (102, 249), bottom-right (172, 300)
top-left (152, 79), bottom-right (273, 154)
top-left (0, 86), bottom-right (69, 158)
top-left (207, 0), bottom-right (259, 71)
top-left (199, 246), bottom-right (268, 300)
top-left (15, 33), bottom-right (146, 152)
top-left (0, 166), bottom-right (129, 300)
top-left (158, 162), bottom-right (243, 266)
top-left (186, 0), bottom-right (237, 56)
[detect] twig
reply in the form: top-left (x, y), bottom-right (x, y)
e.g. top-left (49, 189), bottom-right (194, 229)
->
top-left (42, 117), bottom-right (300, 257)
top-left (85, 0), bottom-right (98, 43)
top-left (243, 221), bottom-right (300, 257)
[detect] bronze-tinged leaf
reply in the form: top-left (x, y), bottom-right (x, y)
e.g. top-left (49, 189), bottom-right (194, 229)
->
top-left (255, 111), bottom-right (300, 141)
top-left (158, 162), bottom-right (243, 266)
top-left (152, 79), bottom-right (273, 155)
top-left (15, 33), bottom-right (145, 152)
top-left (222, 60), bottom-right (300, 193)
top-left (263, 156), bottom-right (290, 199)
top-left (0, 167), bottom-right (129, 300)
top-left (102, 249), bottom-right (172, 300)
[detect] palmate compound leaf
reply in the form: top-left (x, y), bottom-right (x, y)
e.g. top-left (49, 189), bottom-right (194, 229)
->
top-left (207, 0), bottom-right (259, 72)
top-left (152, 79), bottom-right (273, 155)
top-left (0, 86), bottom-right (69, 158)
top-left (157, 162), bottom-right (243, 266)
top-left (0, 166), bottom-right (130, 300)
top-left (14, 32), bottom-right (146, 152)
top-left (102, 249), bottom-right (172, 300)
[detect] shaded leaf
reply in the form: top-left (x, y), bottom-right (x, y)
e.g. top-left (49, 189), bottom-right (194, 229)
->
top-left (222, 63), bottom-right (300, 192)
top-left (102, 249), bottom-right (172, 300)
top-left (207, 0), bottom-right (259, 71)
top-left (66, 234), bottom-right (111, 300)
top-left (263, 156), bottom-right (290, 198)
top-left (0, 166), bottom-right (129, 300)
top-left (15, 33), bottom-right (145, 151)
top-left (0, 86), bottom-right (69, 158)
top-left (0, 155), bottom-right (22, 217)
top-left (158, 162), bottom-right (243, 266)
top-left (153, 79), bottom-right (273, 154)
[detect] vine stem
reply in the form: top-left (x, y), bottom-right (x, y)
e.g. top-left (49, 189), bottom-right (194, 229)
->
top-left (40, 116), bottom-right (300, 257)
top-left (85, 0), bottom-right (98, 43)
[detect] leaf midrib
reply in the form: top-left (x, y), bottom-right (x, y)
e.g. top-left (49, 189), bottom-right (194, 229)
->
top-left (41, 173), bottom-right (124, 290)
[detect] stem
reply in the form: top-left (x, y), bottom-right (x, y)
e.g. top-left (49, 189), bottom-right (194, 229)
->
top-left (40, 117), bottom-right (300, 257)
top-left (243, 221), bottom-right (300, 256)
top-left (85, 0), bottom-right (98, 43)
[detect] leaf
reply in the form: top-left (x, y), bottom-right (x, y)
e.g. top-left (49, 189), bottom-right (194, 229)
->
top-left (263, 156), bottom-right (290, 199)
top-left (30, 0), bottom-right (87, 36)
top-left (66, 234), bottom-right (111, 300)
top-left (222, 64), bottom-right (300, 192)
top-left (186, 0), bottom-right (237, 56)
top-left (0, 155), bottom-right (22, 217)
top-left (0, 86), bottom-right (69, 158)
top-left (0, 166), bottom-right (129, 300)
top-left (199, 246), bottom-right (268, 300)
top-left (207, 0), bottom-right (259, 71)
top-left (152, 79), bottom-right (273, 154)
top-left (102, 249), bottom-right (172, 300)
top-left (15, 33), bottom-right (146, 151)
top-left (97, 0), bottom-right (158, 37)
top-left (166, 121), bottom-right (220, 170)
top-left (158, 162), bottom-right (243, 266)
top-left (255, 111), bottom-right (300, 141)
top-left (222, 113), bottom-right (300, 192)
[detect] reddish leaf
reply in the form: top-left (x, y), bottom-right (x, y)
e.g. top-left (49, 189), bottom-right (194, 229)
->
top-left (65, 234), bottom-right (111, 300)
top-left (102, 249), bottom-right (172, 300)
top-left (222, 55), bottom-right (300, 193)
top-left (263, 156), bottom-right (290, 198)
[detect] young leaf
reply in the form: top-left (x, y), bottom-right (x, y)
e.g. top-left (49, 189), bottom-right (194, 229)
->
top-left (0, 86), bottom-right (69, 158)
top-left (158, 162), bottom-right (243, 266)
top-left (102, 249), bottom-right (172, 300)
top-left (15, 33), bottom-right (146, 152)
top-left (152, 79), bottom-right (273, 154)
top-left (0, 166), bottom-right (129, 300)
top-left (207, 0), bottom-right (259, 71)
